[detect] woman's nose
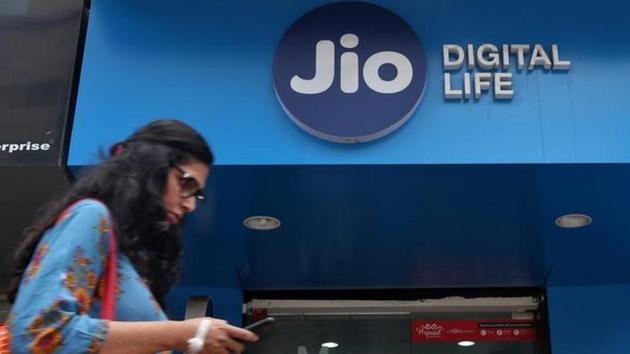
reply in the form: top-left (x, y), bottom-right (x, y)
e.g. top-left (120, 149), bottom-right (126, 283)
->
top-left (182, 196), bottom-right (197, 212)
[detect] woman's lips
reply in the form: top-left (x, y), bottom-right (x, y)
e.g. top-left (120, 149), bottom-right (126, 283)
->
top-left (167, 212), bottom-right (182, 224)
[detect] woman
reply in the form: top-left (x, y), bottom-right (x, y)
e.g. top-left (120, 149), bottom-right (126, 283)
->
top-left (6, 120), bottom-right (257, 353)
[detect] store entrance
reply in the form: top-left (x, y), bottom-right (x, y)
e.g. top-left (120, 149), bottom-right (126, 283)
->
top-left (244, 297), bottom-right (547, 354)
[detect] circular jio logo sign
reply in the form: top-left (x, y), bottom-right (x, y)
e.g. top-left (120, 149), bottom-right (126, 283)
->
top-left (273, 2), bottom-right (427, 143)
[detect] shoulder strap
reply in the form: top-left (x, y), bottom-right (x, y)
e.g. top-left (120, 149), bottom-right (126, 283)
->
top-left (0, 323), bottom-right (10, 354)
top-left (100, 225), bottom-right (117, 320)
top-left (56, 198), bottom-right (118, 320)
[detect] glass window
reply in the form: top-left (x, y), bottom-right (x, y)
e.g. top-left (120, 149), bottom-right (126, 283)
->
top-left (246, 312), bottom-right (543, 354)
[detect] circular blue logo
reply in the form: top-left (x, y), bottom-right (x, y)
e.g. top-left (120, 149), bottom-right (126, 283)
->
top-left (273, 2), bottom-right (427, 143)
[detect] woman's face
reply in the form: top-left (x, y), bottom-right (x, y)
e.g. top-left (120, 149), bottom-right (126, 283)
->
top-left (162, 160), bottom-right (210, 225)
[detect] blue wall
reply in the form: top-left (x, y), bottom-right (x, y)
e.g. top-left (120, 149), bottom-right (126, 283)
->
top-left (548, 285), bottom-right (630, 354)
top-left (71, 0), bottom-right (630, 166)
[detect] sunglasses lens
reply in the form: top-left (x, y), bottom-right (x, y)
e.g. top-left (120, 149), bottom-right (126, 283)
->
top-left (179, 177), bottom-right (198, 196)
top-left (175, 166), bottom-right (205, 202)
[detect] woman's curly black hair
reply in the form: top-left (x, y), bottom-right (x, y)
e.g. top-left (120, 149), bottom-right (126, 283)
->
top-left (7, 119), bottom-right (213, 308)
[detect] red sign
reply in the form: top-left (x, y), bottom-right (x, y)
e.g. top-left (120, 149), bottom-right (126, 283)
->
top-left (411, 320), bottom-right (536, 342)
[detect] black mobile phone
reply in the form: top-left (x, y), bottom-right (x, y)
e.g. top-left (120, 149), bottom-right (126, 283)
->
top-left (244, 317), bottom-right (275, 331)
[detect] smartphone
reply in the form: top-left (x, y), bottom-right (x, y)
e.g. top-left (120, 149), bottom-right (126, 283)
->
top-left (244, 317), bottom-right (275, 332)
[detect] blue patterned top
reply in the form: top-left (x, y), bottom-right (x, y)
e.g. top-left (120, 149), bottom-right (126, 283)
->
top-left (8, 199), bottom-right (168, 353)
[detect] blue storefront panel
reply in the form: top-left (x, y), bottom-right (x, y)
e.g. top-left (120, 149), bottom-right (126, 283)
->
top-left (71, 0), bottom-right (630, 165)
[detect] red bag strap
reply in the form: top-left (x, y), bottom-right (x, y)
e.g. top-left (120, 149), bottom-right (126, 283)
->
top-left (56, 198), bottom-right (117, 320)
top-left (100, 225), bottom-right (117, 320)
top-left (0, 323), bottom-right (10, 354)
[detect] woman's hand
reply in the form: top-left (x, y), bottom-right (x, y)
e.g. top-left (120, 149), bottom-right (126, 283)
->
top-left (183, 318), bottom-right (259, 354)
top-left (99, 318), bottom-right (259, 354)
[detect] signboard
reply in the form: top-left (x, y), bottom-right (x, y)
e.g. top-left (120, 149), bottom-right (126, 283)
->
top-left (0, 0), bottom-right (84, 165)
top-left (442, 43), bottom-right (571, 100)
top-left (273, 2), bottom-right (427, 143)
top-left (273, 2), bottom-right (572, 144)
top-left (412, 319), bottom-right (536, 342)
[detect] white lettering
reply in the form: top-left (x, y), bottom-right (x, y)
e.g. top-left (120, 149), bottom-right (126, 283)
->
top-left (528, 44), bottom-right (552, 70)
top-left (510, 44), bottom-right (530, 70)
top-left (444, 73), bottom-right (462, 99)
top-left (340, 52), bottom-right (359, 93)
top-left (474, 72), bottom-right (492, 99)
top-left (477, 44), bottom-right (500, 70)
top-left (551, 44), bottom-right (571, 70)
top-left (291, 34), bottom-right (413, 94)
top-left (502, 44), bottom-right (510, 69)
top-left (290, 40), bottom-right (335, 94)
top-left (445, 72), bottom-right (512, 100)
top-left (363, 51), bottom-right (413, 94)
top-left (464, 72), bottom-right (471, 98)
top-left (467, 44), bottom-right (476, 69)
top-left (442, 44), bottom-right (464, 70)
top-left (441, 43), bottom-right (571, 101)
top-left (0, 141), bottom-right (51, 153)
top-left (340, 34), bottom-right (359, 93)
top-left (494, 72), bottom-right (513, 99)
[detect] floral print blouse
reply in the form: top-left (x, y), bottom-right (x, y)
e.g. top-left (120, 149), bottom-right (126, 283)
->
top-left (8, 199), bottom-right (168, 353)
